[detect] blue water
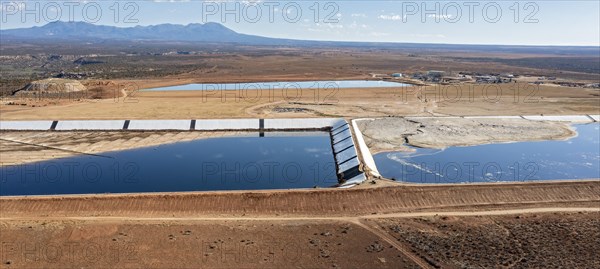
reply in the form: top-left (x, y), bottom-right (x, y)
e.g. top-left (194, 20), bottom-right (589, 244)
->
top-left (374, 124), bottom-right (600, 183)
top-left (142, 80), bottom-right (412, 91)
top-left (0, 132), bottom-right (338, 196)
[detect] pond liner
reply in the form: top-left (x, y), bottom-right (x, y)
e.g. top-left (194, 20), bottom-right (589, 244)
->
top-left (325, 121), bottom-right (367, 186)
top-left (341, 173), bottom-right (367, 187)
top-left (332, 127), bottom-right (350, 137)
top-left (336, 145), bottom-right (358, 164)
top-left (522, 115), bottom-right (593, 123)
top-left (332, 136), bottom-right (352, 146)
top-left (2, 116), bottom-right (596, 132)
top-left (335, 144), bottom-right (355, 155)
top-left (56, 120), bottom-right (125, 130)
top-left (332, 129), bottom-right (352, 142)
top-left (333, 138), bottom-right (354, 153)
top-left (339, 165), bottom-right (362, 180)
top-left (0, 121), bottom-right (54, 130)
top-left (331, 122), bottom-right (349, 132)
top-left (338, 158), bottom-right (360, 174)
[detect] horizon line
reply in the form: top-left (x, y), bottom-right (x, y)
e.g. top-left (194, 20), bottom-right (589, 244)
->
top-left (2, 21), bottom-right (600, 48)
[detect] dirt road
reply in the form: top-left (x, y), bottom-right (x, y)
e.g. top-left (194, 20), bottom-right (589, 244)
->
top-left (3, 207), bottom-right (596, 222)
top-left (1, 207), bottom-right (598, 268)
top-left (2, 83), bottom-right (599, 120)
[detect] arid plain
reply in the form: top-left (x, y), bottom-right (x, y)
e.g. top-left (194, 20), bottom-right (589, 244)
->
top-left (1, 45), bottom-right (599, 268)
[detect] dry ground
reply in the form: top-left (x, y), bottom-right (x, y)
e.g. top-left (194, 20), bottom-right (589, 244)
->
top-left (0, 219), bottom-right (422, 269)
top-left (1, 208), bottom-right (599, 268)
top-left (1, 83), bottom-right (599, 120)
top-left (2, 45), bottom-right (599, 120)
top-left (1, 47), bottom-right (599, 268)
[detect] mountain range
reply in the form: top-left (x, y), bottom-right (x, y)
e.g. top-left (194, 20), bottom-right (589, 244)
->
top-left (1, 21), bottom-right (283, 44)
top-left (2, 21), bottom-right (598, 55)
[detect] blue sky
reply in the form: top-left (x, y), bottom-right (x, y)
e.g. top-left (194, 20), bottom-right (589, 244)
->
top-left (1, 1), bottom-right (599, 46)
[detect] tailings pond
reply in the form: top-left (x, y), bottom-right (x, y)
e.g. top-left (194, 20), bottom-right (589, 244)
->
top-left (0, 132), bottom-right (338, 196)
top-left (142, 80), bottom-right (412, 91)
top-left (374, 124), bottom-right (600, 183)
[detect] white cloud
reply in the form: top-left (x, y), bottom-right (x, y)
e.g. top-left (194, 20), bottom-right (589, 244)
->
top-left (351, 13), bottom-right (366, 18)
top-left (427, 14), bottom-right (453, 19)
top-left (378, 14), bottom-right (404, 21)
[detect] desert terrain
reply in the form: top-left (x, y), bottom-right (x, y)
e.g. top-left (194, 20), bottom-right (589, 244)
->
top-left (1, 43), bottom-right (599, 268)
top-left (1, 185), bottom-right (599, 269)
top-left (2, 43), bottom-right (599, 121)
top-left (1, 82), bottom-right (598, 120)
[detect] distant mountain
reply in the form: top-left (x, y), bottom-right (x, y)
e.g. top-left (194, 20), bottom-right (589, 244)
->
top-left (0, 21), bottom-right (283, 44)
top-left (2, 21), bottom-right (598, 56)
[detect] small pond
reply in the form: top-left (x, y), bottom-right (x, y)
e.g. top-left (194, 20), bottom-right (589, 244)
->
top-left (142, 80), bottom-right (412, 91)
top-left (0, 132), bottom-right (338, 196)
top-left (374, 124), bottom-right (600, 183)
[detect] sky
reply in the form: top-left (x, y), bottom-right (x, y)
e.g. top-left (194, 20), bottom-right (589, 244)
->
top-left (1, 0), bottom-right (599, 46)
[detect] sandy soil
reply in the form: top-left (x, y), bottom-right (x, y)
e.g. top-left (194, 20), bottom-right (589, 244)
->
top-left (1, 83), bottom-right (598, 120)
top-left (0, 219), bottom-right (422, 269)
top-left (0, 131), bottom-right (245, 166)
top-left (356, 117), bottom-right (577, 154)
top-left (1, 208), bottom-right (598, 268)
